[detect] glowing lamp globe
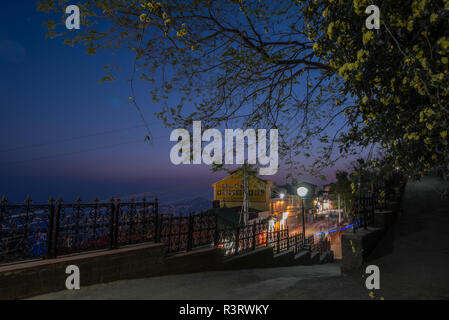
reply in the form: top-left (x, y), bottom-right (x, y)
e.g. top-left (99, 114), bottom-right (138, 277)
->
top-left (297, 187), bottom-right (308, 197)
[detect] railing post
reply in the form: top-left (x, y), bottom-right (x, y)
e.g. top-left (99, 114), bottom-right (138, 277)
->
top-left (167, 214), bottom-right (173, 252)
top-left (53, 198), bottom-right (62, 258)
top-left (252, 223), bottom-right (256, 250)
top-left (109, 197), bottom-right (115, 249)
top-left (141, 197), bottom-right (147, 242)
top-left (128, 198), bottom-right (134, 245)
top-left (266, 220), bottom-right (270, 247)
top-left (286, 228), bottom-right (290, 250)
top-left (154, 198), bottom-right (160, 243)
top-left (75, 197), bottom-right (82, 252)
top-left (46, 197), bottom-right (55, 259)
top-left (187, 213), bottom-right (194, 251)
top-left (213, 212), bottom-right (219, 246)
top-left (114, 197), bottom-right (120, 248)
top-left (23, 195), bottom-right (31, 248)
top-left (235, 226), bottom-right (240, 254)
top-left (93, 197), bottom-right (99, 246)
top-left (0, 196), bottom-right (6, 254)
top-left (363, 195), bottom-right (368, 230)
top-left (276, 230), bottom-right (280, 254)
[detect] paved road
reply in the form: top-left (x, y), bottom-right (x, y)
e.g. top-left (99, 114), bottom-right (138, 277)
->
top-left (363, 176), bottom-right (449, 299)
top-left (32, 176), bottom-right (449, 300)
top-left (32, 264), bottom-right (357, 300)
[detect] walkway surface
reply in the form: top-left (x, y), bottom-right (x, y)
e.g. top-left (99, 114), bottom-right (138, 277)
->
top-left (32, 177), bottom-right (449, 300)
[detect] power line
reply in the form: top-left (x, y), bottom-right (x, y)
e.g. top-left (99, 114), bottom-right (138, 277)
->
top-left (0, 124), bottom-right (157, 153)
top-left (1, 139), bottom-right (142, 166)
top-left (0, 134), bottom-right (170, 167)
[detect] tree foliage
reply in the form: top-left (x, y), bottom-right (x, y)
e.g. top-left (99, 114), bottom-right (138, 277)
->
top-left (37, 0), bottom-right (449, 179)
top-left (303, 0), bottom-right (449, 178)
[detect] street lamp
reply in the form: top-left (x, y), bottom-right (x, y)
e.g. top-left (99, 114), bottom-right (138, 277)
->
top-left (280, 193), bottom-right (285, 199)
top-left (297, 187), bottom-right (308, 197)
top-left (297, 187), bottom-right (308, 244)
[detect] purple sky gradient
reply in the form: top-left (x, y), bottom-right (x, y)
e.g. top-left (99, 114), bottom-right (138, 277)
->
top-left (0, 1), bottom-right (352, 204)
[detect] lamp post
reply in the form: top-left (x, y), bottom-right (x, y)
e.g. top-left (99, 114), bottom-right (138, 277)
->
top-left (297, 187), bottom-right (308, 244)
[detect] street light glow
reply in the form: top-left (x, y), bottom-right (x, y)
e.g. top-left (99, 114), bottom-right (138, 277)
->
top-left (297, 187), bottom-right (308, 197)
top-left (280, 193), bottom-right (285, 199)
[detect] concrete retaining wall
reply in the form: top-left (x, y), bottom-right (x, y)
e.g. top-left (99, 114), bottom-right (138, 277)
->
top-left (0, 243), bottom-right (165, 300)
top-left (1, 242), bottom-right (332, 299)
top-left (220, 247), bottom-right (274, 270)
top-left (294, 250), bottom-right (311, 265)
top-left (0, 244), bottom-right (292, 299)
top-left (273, 250), bottom-right (295, 267)
top-left (374, 210), bottom-right (396, 230)
top-left (341, 227), bottom-right (383, 273)
top-left (164, 245), bottom-right (223, 275)
top-left (340, 203), bottom-right (400, 273)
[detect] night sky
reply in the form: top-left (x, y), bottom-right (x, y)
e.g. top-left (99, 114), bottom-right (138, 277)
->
top-left (0, 1), bottom-right (345, 204)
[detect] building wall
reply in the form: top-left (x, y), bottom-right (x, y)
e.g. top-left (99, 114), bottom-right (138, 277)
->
top-left (212, 174), bottom-right (273, 211)
top-left (270, 194), bottom-right (302, 230)
top-left (270, 195), bottom-right (302, 216)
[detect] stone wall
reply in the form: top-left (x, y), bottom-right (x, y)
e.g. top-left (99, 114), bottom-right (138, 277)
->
top-left (0, 243), bottom-right (165, 300)
top-left (341, 208), bottom-right (397, 273)
top-left (0, 244), bottom-right (286, 299)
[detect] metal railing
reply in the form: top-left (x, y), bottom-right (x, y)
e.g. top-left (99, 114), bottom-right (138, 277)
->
top-left (1, 196), bottom-right (334, 265)
top-left (159, 212), bottom-right (218, 253)
top-left (352, 194), bottom-right (375, 232)
top-left (216, 222), bottom-right (326, 257)
top-left (268, 231), bottom-right (317, 255)
top-left (0, 196), bottom-right (158, 265)
top-left (216, 221), bottom-right (268, 256)
top-left (351, 182), bottom-right (404, 232)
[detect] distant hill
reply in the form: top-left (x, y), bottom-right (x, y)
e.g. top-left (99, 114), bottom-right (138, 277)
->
top-left (159, 197), bottom-right (212, 215)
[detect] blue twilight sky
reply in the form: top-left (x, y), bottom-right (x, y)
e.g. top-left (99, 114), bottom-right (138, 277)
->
top-left (0, 1), bottom-right (348, 204)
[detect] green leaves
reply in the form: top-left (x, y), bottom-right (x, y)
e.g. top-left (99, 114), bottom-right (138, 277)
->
top-left (40, 0), bottom-right (444, 179)
top-left (98, 75), bottom-right (114, 84)
top-left (302, 0), bottom-right (449, 178)
top-left (86, 44), bottom-right (96, 55)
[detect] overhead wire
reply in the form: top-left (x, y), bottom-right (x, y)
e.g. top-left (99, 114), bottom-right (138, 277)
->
top-left (0, 124), bottom-right (160, 153)
top-left (0, 134), bottom-right (169, 167)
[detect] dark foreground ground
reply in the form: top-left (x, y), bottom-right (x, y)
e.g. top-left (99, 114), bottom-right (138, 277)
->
top-left (32, 177), bottom-right (449, 300)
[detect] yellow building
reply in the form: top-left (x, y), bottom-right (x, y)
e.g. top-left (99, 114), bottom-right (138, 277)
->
top-left (212, 172), bottom-right (273, 211)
